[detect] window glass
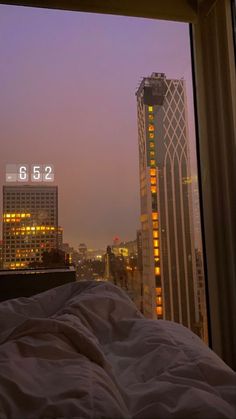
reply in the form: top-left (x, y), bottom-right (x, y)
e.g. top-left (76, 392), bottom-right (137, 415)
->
top-left (0, 4), bottom-right (207, 344)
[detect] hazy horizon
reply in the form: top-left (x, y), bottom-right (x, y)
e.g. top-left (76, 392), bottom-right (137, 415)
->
top-left (0, 4), bottom-right (197, 249)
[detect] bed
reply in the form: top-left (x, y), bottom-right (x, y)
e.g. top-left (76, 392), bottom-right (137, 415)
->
top-left (0, 280), bottom-right (235, 418)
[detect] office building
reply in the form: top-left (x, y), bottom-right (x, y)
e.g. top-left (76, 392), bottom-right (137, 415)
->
top-left (2, 185), bottom-right (58, 269)
top-left (136, 72), bottom-right (199, 334)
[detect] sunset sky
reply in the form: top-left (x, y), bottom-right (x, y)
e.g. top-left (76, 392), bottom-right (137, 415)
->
top-left (0, 4), bottom-right (197, 249)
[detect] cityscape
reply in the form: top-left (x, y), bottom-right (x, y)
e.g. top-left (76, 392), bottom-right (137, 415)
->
top-left (0, 71), bottom-right (208, 344)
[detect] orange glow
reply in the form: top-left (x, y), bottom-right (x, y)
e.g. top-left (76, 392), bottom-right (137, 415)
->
top-left (156, 287), bottom-right (162, 296)
top-left (148, 114), bottom-right (154, 120)
top-left (153, 221), bottom-right (158, 228)
top-left (156, 296), bottom-right (162, 305)
top-left (154, 248), bottom-right (159, 256)
top-left (156, 306), bottom-right (163, 316)
top-left (150, 177), bottom-right (156, 185)
top-left (148, 125), bottom-right (154, 132)
top-left (153, 231), bottom-right (159, 238)
top-left (149, 141), bottom-right (155, 148)
top-left (155, 267), bottom-right (161, 275)
top-left (150, 168), bottom-right (156, 176)
top-left (150, 159), bottom-right (155, 166)
top-left (151, 186), bottom-right (157, 194)
top-left (152, 212), bottom-right (158, 220)
top-left (153, 240), bottom-right (159, 248)
top-left (3, 213), bottom-right (31, 219)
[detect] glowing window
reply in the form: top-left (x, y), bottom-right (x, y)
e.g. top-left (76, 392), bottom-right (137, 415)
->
top-left (150, 151), bottom-right (155, 157)
top-left (156, 287), bottom-right (162, 296)
top-left (153, 239), bottom-right (159, 248)
top-left (150, 168), bottom-right (156, 176)
top-left (156, 296), bottom-right (162, 305)
top-left (153, 221), bottom-right (158, 228)
top-left (153, 231), bottom-right (159, 238)
top-left (150, 159), bottom-right (155, 166)
top-left (148, 125), bottom-right (154, 132)
top-left (149, 133), bottom-right (154, 139)
top-left (150, 177), bottom-right (156, 185)
top-left (154, 248), bottom-right (159, 256)
top-left (156, 307), bottom-right (163, 316)
top-left (155, 267), bottom-right (161, 275)
top-left (148, 114), bottom-right (154, 120)
top-left (151, 186), bottom-right (157, 194)
top-left (149, 142), bottom-right (155, 148)
top-left (152, 212), bottom-right (158, 220)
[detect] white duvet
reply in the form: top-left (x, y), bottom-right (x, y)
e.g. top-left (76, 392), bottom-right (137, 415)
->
top-left (0, 280), bottom-right (235, 418)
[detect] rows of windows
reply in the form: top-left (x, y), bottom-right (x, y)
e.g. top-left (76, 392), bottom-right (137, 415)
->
top-left (147, 105), bottom-right (163, 319)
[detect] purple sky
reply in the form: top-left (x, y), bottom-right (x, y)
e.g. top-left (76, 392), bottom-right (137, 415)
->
top-left (0, 5), bottom-right (197, 249)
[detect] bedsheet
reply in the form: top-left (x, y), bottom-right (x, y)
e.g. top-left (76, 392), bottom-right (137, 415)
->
top-left (0, 280), bottom-right (235, 418)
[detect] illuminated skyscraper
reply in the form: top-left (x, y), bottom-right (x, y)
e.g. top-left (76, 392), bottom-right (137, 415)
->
top-left (136, 73), bottom-right (199, 334)
top-left (2, 185), bottom-right (58, 269)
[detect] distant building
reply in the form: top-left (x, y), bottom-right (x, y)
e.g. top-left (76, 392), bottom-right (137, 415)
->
top-left (2, 185), bottom-right (58, 269)
top-left (86, 248), bottom-right (105, 260)
top-left (58, 226), bottom-right (63, 249)
top-left (78, 243), bottom-right (87, 260)
top-left (136, 72), bottom-right (199, 335)
top-left (112, 239), bottom-right (137, 258)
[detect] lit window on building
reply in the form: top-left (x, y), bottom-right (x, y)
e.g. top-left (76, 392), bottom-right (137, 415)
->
top-left (156, 296), bottom-right (162, 305)
top-left (152, 212), bottom-right (158, 220)
top-left (155, 267), bottom-right (161, 276)
top-left (154, 248), bottom-right (159, 256)
top-left (148, 125), bottom-right (154, 132)
top-left (156, 306), bottom-right (163, 316)
top-left (153, 239), bottom-right (159, 248)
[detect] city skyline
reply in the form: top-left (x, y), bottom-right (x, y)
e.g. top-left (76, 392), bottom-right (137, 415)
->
top-left (0, 4), bottom-right (197, 249)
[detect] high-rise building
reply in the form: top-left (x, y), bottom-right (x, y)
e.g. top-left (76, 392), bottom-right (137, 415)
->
top-left (136, 72), bottom-right (199, 334)
top-left (2, 185), bottom-right (58, 269)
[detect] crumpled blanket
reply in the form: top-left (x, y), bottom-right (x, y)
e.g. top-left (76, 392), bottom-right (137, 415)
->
top-left (0, 280), bottom-right (235, 418)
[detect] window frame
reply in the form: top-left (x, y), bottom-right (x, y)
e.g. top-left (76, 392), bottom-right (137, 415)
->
top-left (0, 0), bottom-right (235, 370)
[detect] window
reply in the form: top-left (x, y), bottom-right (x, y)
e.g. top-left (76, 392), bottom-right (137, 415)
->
top-left (1, 2), bottom-right (234, 368)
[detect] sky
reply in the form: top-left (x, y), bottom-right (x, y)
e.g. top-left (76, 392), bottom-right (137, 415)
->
top-left (0, 4), bottom-right (197, 249)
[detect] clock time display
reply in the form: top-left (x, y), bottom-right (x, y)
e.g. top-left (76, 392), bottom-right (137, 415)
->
top-left (6, 164), bottom-right (55, 183)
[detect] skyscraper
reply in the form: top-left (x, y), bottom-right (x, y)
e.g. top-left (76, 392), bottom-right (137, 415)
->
top-left (2, 185), bottom-right (58, 269)
top-left (136, 72), bottom-right (199, 334)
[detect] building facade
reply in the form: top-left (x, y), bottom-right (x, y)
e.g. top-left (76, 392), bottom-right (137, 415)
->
top-left (136, 72), bottom-right (199, 334)
top-left (2, 185), bottom-right (58, 269)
